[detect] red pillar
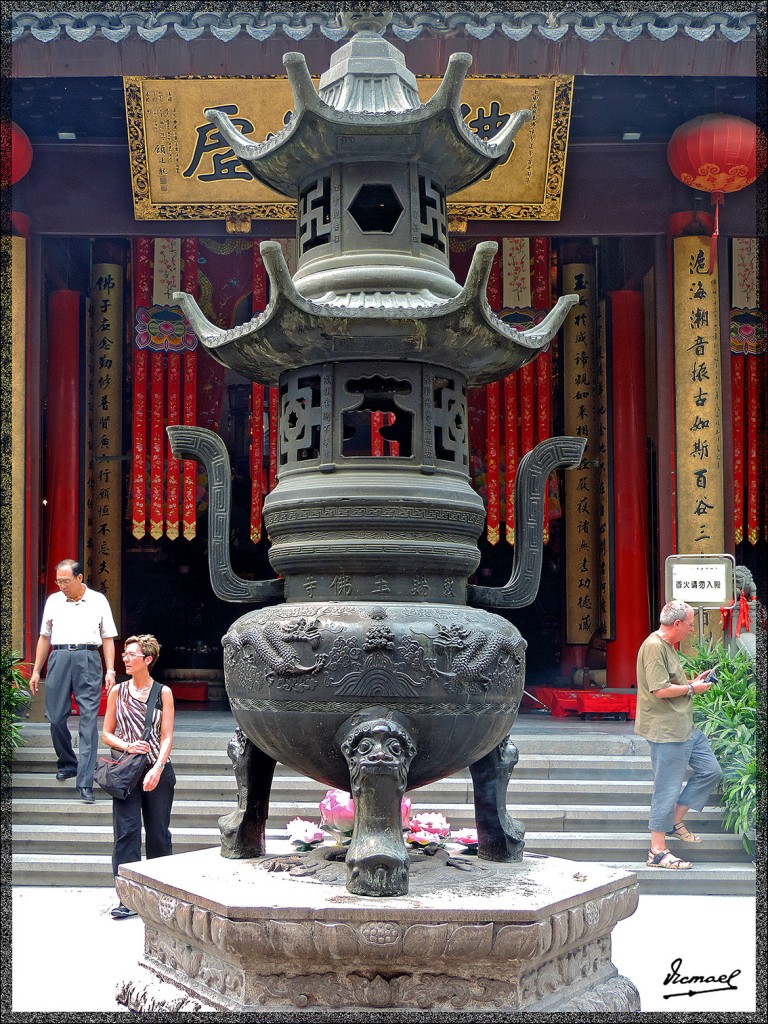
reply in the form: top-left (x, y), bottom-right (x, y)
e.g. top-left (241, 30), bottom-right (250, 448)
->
top-left (45, 290), bottom-right (81, 593)
top-left (605, 291), bottom-right (651, 687)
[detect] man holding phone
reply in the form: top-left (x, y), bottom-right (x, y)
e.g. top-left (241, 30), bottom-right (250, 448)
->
top-left (636, 600), bottom-right (722, 870)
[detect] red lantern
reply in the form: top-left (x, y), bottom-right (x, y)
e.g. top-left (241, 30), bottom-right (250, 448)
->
top-left (667, 113), bottom-right (766, 270)
top-left (1, 120), bottom-right (34, 187)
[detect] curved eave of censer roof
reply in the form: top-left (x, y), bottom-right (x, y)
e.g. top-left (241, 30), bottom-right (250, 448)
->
top-left (175, 242), bottom-right (578, 387)
top-left (205, 52), bottom-right (532, 198)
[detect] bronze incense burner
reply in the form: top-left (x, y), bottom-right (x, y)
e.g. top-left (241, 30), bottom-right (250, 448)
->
top-left (169, 12), bottom-right (584, 896)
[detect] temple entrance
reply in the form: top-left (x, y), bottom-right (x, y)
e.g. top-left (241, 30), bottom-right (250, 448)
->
top-left (30, 229), bottom-right (762, 706)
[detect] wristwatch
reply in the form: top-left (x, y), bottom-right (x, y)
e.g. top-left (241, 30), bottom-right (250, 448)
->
top-left (687, 683), bottom-right (695, 697)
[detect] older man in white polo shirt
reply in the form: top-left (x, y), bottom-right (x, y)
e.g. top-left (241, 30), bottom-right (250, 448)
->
top-left (29, 558), bottom-right (118, 803)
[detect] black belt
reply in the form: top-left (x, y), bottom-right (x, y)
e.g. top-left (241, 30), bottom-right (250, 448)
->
top-left (51, 643), bottom-right (99, 651)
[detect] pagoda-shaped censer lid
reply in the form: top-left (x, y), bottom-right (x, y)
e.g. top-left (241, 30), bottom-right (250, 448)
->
top-left (176, 12), bottom-right (576, 386)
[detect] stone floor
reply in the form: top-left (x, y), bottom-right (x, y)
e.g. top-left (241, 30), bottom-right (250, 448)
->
top-left (11, 884), bottom-right (757, 1013)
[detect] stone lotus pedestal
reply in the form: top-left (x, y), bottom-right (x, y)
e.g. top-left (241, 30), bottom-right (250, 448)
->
top-left (115, 846), bottom-right (640, 1013)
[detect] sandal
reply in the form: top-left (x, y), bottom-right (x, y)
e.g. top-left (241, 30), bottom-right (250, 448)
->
top-left (667, 821), bottom-right (703, 843)
top-left (111, 903), bottom-right (138, 920)
top-left (646, 849), bottom-right (692, 870)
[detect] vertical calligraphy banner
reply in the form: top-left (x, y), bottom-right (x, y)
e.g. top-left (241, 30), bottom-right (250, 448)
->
top-left (182, 239), bottom-right (198, 540)
top-left (90, 262), bottom-right (123, 627)
top-left (730, 237), bottom-right (765, 546)
top-left (131, 238), bottom-right (152, 540)
top-left (595, 299), bottom-right (614, 640)
top-left (562, 262), bottom-right (599, 645)
top-left (673, 236), bottom-right (725, 556)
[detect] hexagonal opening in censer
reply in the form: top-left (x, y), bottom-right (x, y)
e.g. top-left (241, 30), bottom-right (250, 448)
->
top-left (348, 183), bottom-right (404, 233)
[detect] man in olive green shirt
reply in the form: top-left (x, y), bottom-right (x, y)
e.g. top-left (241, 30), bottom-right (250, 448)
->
top-left (636, 600), bottom-right (721, 870)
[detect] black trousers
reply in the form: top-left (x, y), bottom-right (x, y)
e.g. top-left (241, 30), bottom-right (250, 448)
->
top-left (112, 761), bottom-right (176, 879)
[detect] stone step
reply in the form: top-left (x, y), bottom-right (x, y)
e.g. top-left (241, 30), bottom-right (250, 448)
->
top-left (600, 861), bottom-right (756, 897)
top-left (11, 748), bottom-right (656, 780)
top-left (11, 848), bottom-right (755, 895)
top-left (10, 803), bottom-right (736, 843)
top-left (10, 771), bottom-right (660, 805)
top-left (16, 722), bottom-right (651, 758)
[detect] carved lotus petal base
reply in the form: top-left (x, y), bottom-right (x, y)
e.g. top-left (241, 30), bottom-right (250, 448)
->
top-left (116, 846), bottom-right (641, 1013)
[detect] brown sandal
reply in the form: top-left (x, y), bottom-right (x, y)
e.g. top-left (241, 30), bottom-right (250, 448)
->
top-left (667, 822), bottom-right (703, 844)
top-left (646, 849), bottom-right (692, 870)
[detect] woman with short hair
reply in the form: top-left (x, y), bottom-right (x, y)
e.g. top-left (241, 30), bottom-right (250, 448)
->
top-left (102, 633), bottom-right (175, 919)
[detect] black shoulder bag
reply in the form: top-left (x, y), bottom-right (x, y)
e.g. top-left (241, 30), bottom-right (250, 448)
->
top-left (94, 681), bottom-right (163, 799)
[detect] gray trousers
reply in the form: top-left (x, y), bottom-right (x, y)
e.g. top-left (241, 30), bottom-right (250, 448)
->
top-left (647, 728), bottom-right (722, 834)
top-left (44, 647), bottom-right (102, 788)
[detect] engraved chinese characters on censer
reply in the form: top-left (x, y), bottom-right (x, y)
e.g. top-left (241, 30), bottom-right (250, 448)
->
top-left (168, 11), bottom-right (584, 896)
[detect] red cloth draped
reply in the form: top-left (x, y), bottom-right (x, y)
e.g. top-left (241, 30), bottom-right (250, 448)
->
top-left (372, 411), bottom-right (385, 456)
top-left (504, 375), bottom-right (517, 544)
top-left (387, 412), bottom-right (399, 457)
top-left (132, 238), bottom-right (152, 540)
top-left (486, 382), bottom-right (500, 545)
top-left (532, 239), bottom-right (552, 541)
top-left (486, 251), bottom-right (502, 545)
top-left (182, 239), bottom-right (198, 541)
top-left (166, 351), bottom-right (181, 540)
top-left (736, 592), bottom-right (751, 636)
top-left (149, 348), bottom-right (165, 540)
top-left (732, 354), bottom-right (745, 544)
top-left (250, 242), bottom-right (268, 542)
top-left (520, 363), bottom-right (535, 456)
top-left (269, 387), bottom-right (279, 492)
top-left (250, 384), bottom-right (265, 543)
top-left (746, 353), bottom-right (759, 544)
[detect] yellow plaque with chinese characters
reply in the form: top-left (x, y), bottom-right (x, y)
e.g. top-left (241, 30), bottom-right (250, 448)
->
top-left (672, 235), bottom-right (724, 555)
top-left (124, 75), bottom-right (572, 224)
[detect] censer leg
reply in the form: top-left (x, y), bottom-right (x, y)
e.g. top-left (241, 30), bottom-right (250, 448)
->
top-left (469, 734), bottom-right (526, 862)
top-left (338, 708), bottom-right (416, 897)
top-left (218, 728), bottom-right (277, 859)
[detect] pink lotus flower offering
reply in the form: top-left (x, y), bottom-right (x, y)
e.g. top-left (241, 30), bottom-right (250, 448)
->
top-left (405, 811), bottom-right (451, 850)
top-left (286, 798), bottom-right (470, 854)
top-left (408, 812), bottom-right (451, 838)
top-left (451, 828), bottom-right (479, 854)
top-left (401, 796), bottom-right (412, 828)
top-left (285, 817), bottom-right (325, 850)
top-left (319, 789), bottom-right (356, 841)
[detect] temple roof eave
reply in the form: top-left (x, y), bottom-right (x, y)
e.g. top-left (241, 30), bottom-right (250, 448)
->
top-left (10, 10), bottom-right (758, 46)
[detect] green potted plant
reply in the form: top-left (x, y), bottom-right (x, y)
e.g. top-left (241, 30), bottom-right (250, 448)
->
top-left (679, 639), bottom-right (758, 854)
top-left (1, 650), bottom-right (32, 783)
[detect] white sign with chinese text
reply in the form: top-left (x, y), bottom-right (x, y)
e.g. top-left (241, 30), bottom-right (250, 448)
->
top-left (665, 554), bottom-right (735, 607)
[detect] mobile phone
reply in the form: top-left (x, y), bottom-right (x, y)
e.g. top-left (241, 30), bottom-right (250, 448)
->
top-left (705, 670), bottom-right (718, 683)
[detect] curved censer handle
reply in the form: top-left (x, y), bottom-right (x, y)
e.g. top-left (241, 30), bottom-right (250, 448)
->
top-left (468, 436), bottom-right (587, 611)
top-left (167, 425), bottom-right (284, 604)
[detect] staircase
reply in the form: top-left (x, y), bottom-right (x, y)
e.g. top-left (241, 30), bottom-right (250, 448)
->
top-left (11, 715), bottom-right (755, 895)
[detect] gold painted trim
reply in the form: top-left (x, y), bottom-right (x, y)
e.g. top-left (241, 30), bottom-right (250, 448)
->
top-left (124, 74), bottom-right (572, 224)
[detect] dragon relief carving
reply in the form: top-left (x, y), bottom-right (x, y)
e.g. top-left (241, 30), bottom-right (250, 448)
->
top-left (224, 606), bottom-right (522, 699)
top-left (224, 618), bottom-right (327, 682)
top-left (421, 623), bottom-right (525, 694)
